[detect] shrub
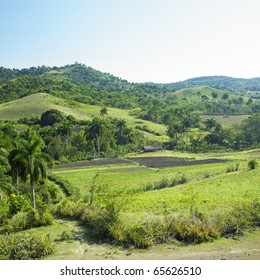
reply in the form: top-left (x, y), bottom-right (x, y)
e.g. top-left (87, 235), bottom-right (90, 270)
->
top-left (143, 173), bottom-right (188, 191)
top-left (52, 199), bottom-right (86, 219)
top-left (5, 212), bottom-right (28, 232)
top-left (5, 209), bottom-right (53, 233)
top-left (248, 160), bottom-right (258, 170)
top-left (48, 174), bottom-right (80, 200)
top-left (81, 203), bottom-right (120, 240)
top-left (0, 233), bottom-right (55, 260)
top-left (8, 194), bottom-right (31, 216)
top-left (0, 199), bottom-right (10, 225)
top-left (121, 224), bottom-right (154, 248)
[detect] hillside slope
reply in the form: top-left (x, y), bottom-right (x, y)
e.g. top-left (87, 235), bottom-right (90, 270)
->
top-left (0, 93), bottom-right (167, 140)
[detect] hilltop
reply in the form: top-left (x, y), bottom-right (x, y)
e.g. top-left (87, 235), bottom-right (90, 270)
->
top-left (1, 63), bottom-right (260, 96)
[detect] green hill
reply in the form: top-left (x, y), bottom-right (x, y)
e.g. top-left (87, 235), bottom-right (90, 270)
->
top-left (0, 93), bottom-right (167, 140)
top-left (166, 76), bottom-right (260, 93)
top-left (172, 86), bottom-right (229, 100)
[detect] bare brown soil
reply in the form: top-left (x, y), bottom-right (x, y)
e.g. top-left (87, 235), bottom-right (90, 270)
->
top-left (128, 157), bottom-right (227, 168)
top-left (54, 157), bottom-right (227, 169)
top-left (54, 158), bottom-right (131, 169)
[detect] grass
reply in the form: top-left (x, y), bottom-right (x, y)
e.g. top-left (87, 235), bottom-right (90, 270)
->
top-left (172, 86), bottom-right (239, 102)
top-left (10, 149), bottom-right (258, 258)
top-left (124, 168), bottom-right (260, 216)
top-left (201, 114), bottom-right (250, 126)
top-left (0, 93), bottom-right (167, 141)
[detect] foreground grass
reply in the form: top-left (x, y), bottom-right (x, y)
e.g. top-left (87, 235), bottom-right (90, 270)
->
top-left (37, 220), bottom-right (260, 260)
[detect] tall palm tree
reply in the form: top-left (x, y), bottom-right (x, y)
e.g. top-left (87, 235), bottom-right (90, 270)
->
top-left (0, 148), bottom-right (12, 199)
top-left (57, 121), bottom-right (72, 159)
top-left (84, 117), bottom-right (107, 157)
top-left (8, 148), bottom-right (26, 194)
top-left (20, 128), bottom-right (52, 208)
top-left (116, 119), bottom-right (127, 145)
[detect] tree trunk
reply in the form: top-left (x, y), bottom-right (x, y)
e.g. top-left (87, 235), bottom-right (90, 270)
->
top-left (65, 136), bottom-right (69, 159)
top-left (16, 170), bottom-right (19, 194)
top-left (97, 135), bottom-right (101, 157)
top-left (31, 179), bottom-right (36, 209)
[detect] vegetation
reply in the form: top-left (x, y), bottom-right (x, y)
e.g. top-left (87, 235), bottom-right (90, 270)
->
top-left (0, 63), bottom-right (259, 259)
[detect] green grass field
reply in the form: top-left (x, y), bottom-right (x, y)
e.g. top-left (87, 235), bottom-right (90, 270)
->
top-left (201, 114), bottom-right (250, 126)
top-left (41, 150), bottom-right (259, 259)
top-left (52, 150), bottom-right (259, 221)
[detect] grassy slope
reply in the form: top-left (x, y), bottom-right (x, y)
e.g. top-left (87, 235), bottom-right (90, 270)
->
top-left (0, 93), bottom-right (167, 141)
top-left (172, 86), bottom-right (236, 101)
top-left (201, 114), bottom-right (250, 126)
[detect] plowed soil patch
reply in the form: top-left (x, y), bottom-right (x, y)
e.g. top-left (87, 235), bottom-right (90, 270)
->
top-left (54, 158), bottom-right (131, 169)
top-left (128, 157), bottom-right (227, 168)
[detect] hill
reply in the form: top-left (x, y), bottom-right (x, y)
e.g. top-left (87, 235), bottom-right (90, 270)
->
top-left (2, 64), bottom-right (260, 97)
top-left (0, 93), bottom-right (166, 140)
top-left (165, 76), bottom-right (260, 94)
top-left (0, 63), bottom-right (258, 119)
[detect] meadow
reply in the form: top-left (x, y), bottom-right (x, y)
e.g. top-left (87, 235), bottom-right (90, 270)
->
top-left (46, 149), bottom-right (260, 253)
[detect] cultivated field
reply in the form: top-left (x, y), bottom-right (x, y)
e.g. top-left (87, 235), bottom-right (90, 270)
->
top-left (39, 149), bottom-right (260, 259)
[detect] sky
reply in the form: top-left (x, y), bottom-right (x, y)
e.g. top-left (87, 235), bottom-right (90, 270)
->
top-left (1, 0), bottom-right (260, 83)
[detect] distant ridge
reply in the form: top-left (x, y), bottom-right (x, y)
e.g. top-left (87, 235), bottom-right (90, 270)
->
top-left (1, 63), bottom-right (260, 93)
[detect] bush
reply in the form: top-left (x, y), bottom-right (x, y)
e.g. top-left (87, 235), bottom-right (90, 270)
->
top-left (113, 224), bottom-right (153, 249)
top-left (81, 203), bottom-right (120, 240)
top-left (248, 160), bottom-right (258, 170)
top-left (0, 199), bottom-right (10, 225)
top-left (5, 209), bottom-right (53, 233)
top-left (0, 233), bottom-right (55, 260)
top-left (5, 212), bottom-right (28, 232)
top-left (143, 173), bottom-right (188, 191)
top-left (8, 194), bottom-right (31, 216)
top-left (226, 162), bottom-right (240, 173)
top-left (52, 199), bottom-right (86, 219)
top-left (48, 174), bottom-right (80, 200)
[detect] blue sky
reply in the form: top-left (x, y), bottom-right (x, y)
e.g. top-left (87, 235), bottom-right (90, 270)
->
top-left (1, 0), bottom-right (260, 83)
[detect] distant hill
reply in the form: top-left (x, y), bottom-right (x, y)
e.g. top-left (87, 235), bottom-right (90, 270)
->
top-left (165, 76), bottom-right (260, 93)
top-left (0, 63), bottom-right (259, 116)
top-left (1, 63), bottom-right (260, 95)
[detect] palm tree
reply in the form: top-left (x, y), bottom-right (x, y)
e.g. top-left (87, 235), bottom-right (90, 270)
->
top-left (8, 148), bottom-right (26, 194)
top-left (57, 121), bottom-right (72, 159)
top-left (116, 119), bottom-right (127, 145)
top-left (84, 117), bottom-right (107, 157)
top-left (20, 128), bottom-right (52, 208)
top-left (0, 148), bottom-right (12, 199)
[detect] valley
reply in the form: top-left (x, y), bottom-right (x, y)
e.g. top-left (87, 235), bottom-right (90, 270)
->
top-left (0, 63), bottom-right (259, 260)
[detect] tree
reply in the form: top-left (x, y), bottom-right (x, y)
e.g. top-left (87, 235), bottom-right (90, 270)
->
top-left (204, 118), bottom-right (221, 132)
top-left (115, 119), bottom-right (127, 145)
top-left (167, 123), bottom-right (183, 144)
top-left (100, 107), bottom-right (108, 117)
top-left (57, 121), bottom-right (72, 159)
top-left (84, 117), bottom-right (107, 157)
top-left (222, 93), bottom-right (229, 101)
top-left (40, 109), bottom-right (64, 126)
top-left (19, 128), bottom-right (52, 208)
top-left (0, 148), bottom-right (12, 199)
